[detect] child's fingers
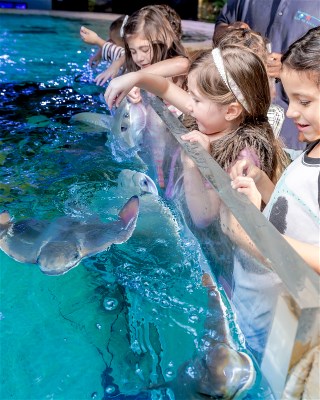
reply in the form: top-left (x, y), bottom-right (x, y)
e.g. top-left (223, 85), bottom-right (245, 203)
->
top-left (181, 132), bottom-right (199, 141)
top-left (229, 159), bottom-right (249, 180)
top-left (230, 176), bottom-right (254, 189)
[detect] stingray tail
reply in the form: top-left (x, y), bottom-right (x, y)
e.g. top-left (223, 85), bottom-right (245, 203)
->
top-left (119, 195), bottom-right (139, 228)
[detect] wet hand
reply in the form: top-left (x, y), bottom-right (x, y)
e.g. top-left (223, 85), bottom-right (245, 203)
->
top-left (89, 49), bottom-right (102, 69)
top-left (127, 87), bottom-right (142, 104)
top-left (104, 73), bottom-right (137, 109)
top-left (80, 26), bottom-right (99, 45)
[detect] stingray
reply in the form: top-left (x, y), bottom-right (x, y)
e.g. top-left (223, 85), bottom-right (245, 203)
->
top-left (0, 196), bottom-right (139, 276)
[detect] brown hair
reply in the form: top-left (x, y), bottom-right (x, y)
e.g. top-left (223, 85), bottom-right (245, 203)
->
top-left (156, 4), bottom-right (182, 40)
top-left (215, 27), bottom-right (269, 65)
top-left (123, 5), bottom-right (187, 72)
top-left (189, 46), bottom-right (287, 181)
top-left (281, 26), bottom-right (320, 86)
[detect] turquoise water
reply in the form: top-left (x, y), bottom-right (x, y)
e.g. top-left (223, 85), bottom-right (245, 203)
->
top-left (0, 13), bottom-right (272, 400)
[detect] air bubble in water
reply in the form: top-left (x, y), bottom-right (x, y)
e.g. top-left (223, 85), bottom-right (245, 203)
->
top-left (105, 385), bottom-right (116, 394)
top-left (165, 368), bottom-right (175, 379)
top-left (103, 297), bottom-right (119, 311)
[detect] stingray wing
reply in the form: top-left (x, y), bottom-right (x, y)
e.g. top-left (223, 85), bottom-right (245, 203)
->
top-left (0, 218), bottom-right (49, 263)
top-left (79, 196), bottom-right (139, 257)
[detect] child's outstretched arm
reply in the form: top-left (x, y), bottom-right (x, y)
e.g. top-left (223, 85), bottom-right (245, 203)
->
top-left (80, 26), bottom-right (106, 48)
top-left (89, 48), bottom-right (102, 68)
top-left (104, 71), bottom-right (190, 112)
top-left (141, 57), bottom-right (189, 78)
top-left (283, 238), bottom-right (320, 274)
top-left (182, 153), bottom-right (221, 228)
top-left (95, 56), bottom-right (125, 86)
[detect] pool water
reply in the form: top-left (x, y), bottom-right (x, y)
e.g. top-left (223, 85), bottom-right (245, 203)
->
top-left (0, 13), bottom-right (272, 400)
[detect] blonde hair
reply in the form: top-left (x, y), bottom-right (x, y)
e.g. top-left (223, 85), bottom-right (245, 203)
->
top-left (189, 46), bottom-right (288, 182)
top-left (123, 5), bottom-right (187, 72)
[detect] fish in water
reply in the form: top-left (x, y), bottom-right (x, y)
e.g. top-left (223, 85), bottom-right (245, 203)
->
top-left (168, 273), bottom-right (256, 399)
top-left (70, 111), bottom-right (112, 130)
top-left (116, 169), bottom-right (158, 196)
top-left (0, 196), bottom-right (139, 275)
top-left (108, 99), bottom-right (147, 151)
top-left (70, 100), bottom-right (146, 150)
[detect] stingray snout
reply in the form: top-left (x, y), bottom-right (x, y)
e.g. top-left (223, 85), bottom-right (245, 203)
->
top-left (37, 240), bottom-right (82, 275)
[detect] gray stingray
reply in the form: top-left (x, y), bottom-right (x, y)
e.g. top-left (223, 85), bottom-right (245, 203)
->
top-left (0, 196), bottom-right (139, 275)
top-left (70, 100), bottom-right (146, 150)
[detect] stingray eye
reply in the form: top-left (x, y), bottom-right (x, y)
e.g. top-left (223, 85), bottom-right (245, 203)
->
top-left (140, 177), bottom-right (148, 188)
top-left (124, 112), bottom-right (129, 119)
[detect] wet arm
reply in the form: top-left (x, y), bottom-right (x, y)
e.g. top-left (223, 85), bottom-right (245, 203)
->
top-left (105, 71), bottom-right (190, 112)
top-left (183, 155), bottom-right (221, 228)
top-left (142, 57), bottom-right (190, 78)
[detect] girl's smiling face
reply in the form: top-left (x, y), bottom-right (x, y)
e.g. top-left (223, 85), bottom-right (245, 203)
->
top-left (126, 33), bottom-right (153, 69)
top-left (281, 66), bottom-right (320, 142)
top-left (186, 70), bottom-right (232, 139)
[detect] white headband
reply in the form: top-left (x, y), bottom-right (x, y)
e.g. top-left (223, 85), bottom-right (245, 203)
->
top-left (211, 48), bottom-right (249, 112)
top-left (120, 15), bottom-right (129, 38)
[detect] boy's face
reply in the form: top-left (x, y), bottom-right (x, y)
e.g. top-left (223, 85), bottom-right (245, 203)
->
top-left (281, 66), bottom-right (320, 142)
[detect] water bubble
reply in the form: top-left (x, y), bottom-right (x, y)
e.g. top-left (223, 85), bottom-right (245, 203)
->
top-left (91, 392), bottom-right (98, 399)
top-left (103, 297), bottom-right (119, 311)
top-left (188, 313), bottom-right (199, 323)
top-left (96, 323), bottom-right (102, 330)
top-left (164, 368), bottom-right (175, 379)
top-left (105, 385), bottom-right (116, 394)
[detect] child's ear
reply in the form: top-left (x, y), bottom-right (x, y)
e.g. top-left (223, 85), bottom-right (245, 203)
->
top-left (225, 102), bottom-right (243, 121)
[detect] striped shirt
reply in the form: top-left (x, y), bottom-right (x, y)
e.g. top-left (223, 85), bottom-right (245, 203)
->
top-left (101, 42), bottom-right (125, 62)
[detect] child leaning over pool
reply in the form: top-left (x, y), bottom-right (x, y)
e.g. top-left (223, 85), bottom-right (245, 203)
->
top-left (104, 44), bottom-right (287, 225)
top-left (227, 26), bottom-right (320, 274)
top-left (80, 5), bottom-right (187, 88)
top-left (80, 15), bottom-right (125, 70)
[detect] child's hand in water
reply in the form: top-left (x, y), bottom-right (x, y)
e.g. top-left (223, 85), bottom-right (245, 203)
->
top-left (127, 87), bottom-right (142, 104)
top-left (181, 130), bottom-right (211, 152)
top-left (104, 72), bottom-right (137, 108)
top-left (230, 176), bottom-right (262, 208)
top-left (95, 57), bottom-right (125, 86)
top-left (80, 26), bottom-right (100, 45)
top-left (89, 49), bottom-right (102, 68)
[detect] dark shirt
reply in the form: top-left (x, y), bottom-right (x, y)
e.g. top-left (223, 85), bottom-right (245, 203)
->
top-left (216, 0), bottom-right (320, 53)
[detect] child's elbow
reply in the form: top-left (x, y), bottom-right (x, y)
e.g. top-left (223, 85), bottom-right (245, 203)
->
top-left (176, 57), bottom-right (190, 74)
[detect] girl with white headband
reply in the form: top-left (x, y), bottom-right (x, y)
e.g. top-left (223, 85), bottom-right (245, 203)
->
top-left (104, 44), bottom-right (287, 225)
